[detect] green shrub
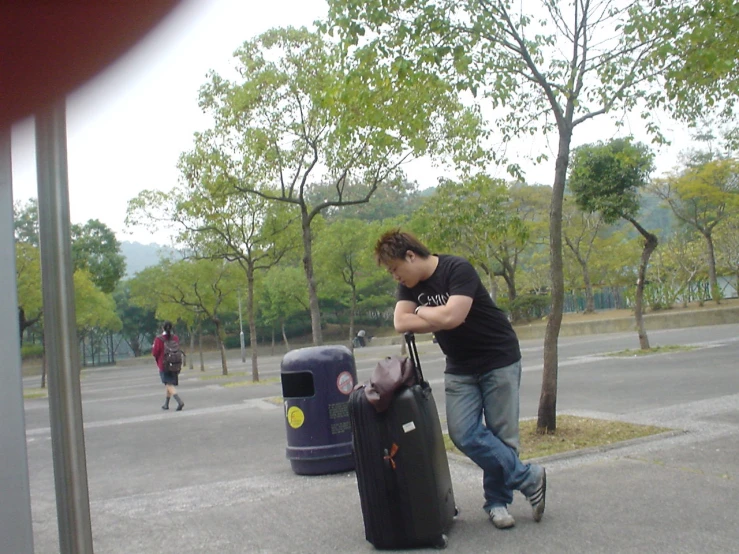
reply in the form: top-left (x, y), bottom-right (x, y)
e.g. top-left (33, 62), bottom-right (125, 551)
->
top-left (21, 344), bottom-right (44, 360)
top-left (509, 294), bottom-right (551, 323)
top-left (642, 282), bottom-right (680, 311)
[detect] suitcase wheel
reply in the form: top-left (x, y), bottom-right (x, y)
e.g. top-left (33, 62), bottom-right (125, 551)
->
top-left (434, 534), bottom-right (448, 549)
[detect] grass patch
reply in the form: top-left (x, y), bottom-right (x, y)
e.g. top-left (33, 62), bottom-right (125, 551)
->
top-left (23, 388), bottom-right (48, 400)
top-left (223, 377), bottom-right (280, 388)
top-left (444, 415), bottom-right (670, 460)
top-left (606, 345), bottom-right (696, 357)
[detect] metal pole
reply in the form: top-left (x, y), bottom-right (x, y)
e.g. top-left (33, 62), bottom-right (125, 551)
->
top-left (238, 290), bottom-right (246, 362)
top-left (0, 128), bottom-right (35, 553)
top-left (36, 101), bottom-right (95, 554)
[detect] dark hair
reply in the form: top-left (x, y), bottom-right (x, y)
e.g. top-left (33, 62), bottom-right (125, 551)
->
top-left (163, 321), bottom-right (173, 338)
top-left (374, 229), bottom-right (430, 266)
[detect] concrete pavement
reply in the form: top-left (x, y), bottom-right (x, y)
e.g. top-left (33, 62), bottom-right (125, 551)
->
top-left (52, 393), bottom-right (738, 554)
top-left (29, 401), bottom-right (739, 552)
top-left (22, 326), bottom-right (739, 553)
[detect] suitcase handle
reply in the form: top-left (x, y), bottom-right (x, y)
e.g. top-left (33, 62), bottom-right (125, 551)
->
top-left (403, 332), bottom-right (425, 383)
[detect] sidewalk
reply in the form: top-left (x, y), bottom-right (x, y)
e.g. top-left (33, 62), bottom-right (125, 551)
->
top-left (89, 395), bottom-right (739, 553)
top-left (24, 321), bottom-right (739, 552)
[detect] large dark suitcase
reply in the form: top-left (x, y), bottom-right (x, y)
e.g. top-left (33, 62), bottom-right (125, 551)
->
top-left (349, 333), bottom-right (456, 549)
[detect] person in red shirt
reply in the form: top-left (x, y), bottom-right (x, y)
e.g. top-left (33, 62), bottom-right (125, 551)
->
top-left (152, 321), bottom-right (184, 411)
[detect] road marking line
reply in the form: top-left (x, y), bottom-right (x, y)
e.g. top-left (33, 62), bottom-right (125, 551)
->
top-left (25, 399), bottom-right (281, 438)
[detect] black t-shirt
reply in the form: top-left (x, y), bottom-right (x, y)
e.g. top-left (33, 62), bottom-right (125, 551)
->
top-left (397, 255), bottom-right (521, 375)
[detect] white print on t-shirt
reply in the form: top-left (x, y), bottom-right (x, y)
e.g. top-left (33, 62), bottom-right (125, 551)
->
top-left (418, 292), bottom-right (449, 307)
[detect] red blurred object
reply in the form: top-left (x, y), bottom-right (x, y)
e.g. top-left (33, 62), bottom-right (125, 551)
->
top-left (0, 1), bottom-right (181, 127)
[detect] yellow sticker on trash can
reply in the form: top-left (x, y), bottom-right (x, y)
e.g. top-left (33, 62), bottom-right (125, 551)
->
top-left (287, 406), bottom-right (305, 429)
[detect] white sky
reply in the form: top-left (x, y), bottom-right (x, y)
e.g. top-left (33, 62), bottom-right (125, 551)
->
top-left (10, 0), bottom-right (695, 245)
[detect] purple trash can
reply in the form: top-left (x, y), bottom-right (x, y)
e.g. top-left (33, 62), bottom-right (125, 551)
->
top-left (281, 345), bottom-right (357, 475)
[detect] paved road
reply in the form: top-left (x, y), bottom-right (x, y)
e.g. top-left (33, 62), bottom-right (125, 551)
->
top-left (21, 323), bottom-right (739, 553)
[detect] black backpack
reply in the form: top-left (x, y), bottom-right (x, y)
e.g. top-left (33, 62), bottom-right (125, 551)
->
top-left (163, 337), bottom-right (184, 374)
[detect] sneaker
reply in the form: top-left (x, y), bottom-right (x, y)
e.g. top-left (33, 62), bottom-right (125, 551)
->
top-left (176, 402), bottom-right (184, 411)
top-left (489, 506), bottom-right (515, 529)
top-left (526, 465), bottom-right (546, 522)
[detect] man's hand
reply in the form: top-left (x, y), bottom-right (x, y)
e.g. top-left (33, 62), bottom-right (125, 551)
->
top-left (394, 311), bottom-right (439, 333)
top-left (413, 295), bottom-right (472, 330)
top-left (393, 300), bottom-right (439, 333)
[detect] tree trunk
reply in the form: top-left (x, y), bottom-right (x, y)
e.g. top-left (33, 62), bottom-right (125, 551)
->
top-left (130, 335), bottom-right (141, 358)
top-left (41, 334), bottom-right (47, 388)
top-left (301, 214), bottom-right (323, 345)
top-left (349, 286), bottom-right (357, 350)
top-left (502, 267), bottom-right (516, 306)
top-left (281, 321), bottom-right (290, 351)
top-left (18, 307), bottom-right (42, 347)
top-left (582, 263), bottom-right (595, 313)
top-left (215, 319), bottom-right (228, 375)
top-left (198, 319), bottom-right (205, 372)
top-left (629, 218), bottom-right (658, 350)
top-left (247, 268), bottom-right (259, 382)
top-left (538, 125), bottom-right (572, 433)
top-left (507, 276), bottom-right (517, 306)
top-left (703, 231), bottom-right (720, 304)
top-left (189, 328), bottom-right (195, 369)
top-left (18, 307), bottom-right (24, 345)
top-left (488, 274), bottom-right (498, 303)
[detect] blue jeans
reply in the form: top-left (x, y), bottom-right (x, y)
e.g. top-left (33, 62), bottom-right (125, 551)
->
top-left (445, 360), bottom-right (536, 512)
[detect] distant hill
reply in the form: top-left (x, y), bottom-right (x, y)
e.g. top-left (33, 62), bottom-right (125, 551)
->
top-left (120, 241), bottom-right (177, 278)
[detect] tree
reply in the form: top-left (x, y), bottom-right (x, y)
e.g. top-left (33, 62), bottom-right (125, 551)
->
top-left (311, 176), bottom-right (423, 222)
top-left (575, 226), bottom-right (641, 295)
top-left (313, 218), bottom-right (386, 343)
top-left (650, 231), bottom-right (705, 308)
top-left (259, 265), bottom-right (310, 352)
top-left (412, 175), bottom-right (532, 310)
top-left (15, 241), bottom-right (42, 344)
top-left (127, 175), bottom-right (298, 382)
top-left (14, 200), bottom-right (129, 374)
top-left (652, 157), bottom-right (739, 303)
top-left (506, 183), bottom-right (552, 288)
top-left (168, 259), bottom-right (239, 376)
top-left (714, 211), bottom-right (739, 291)
top-left (14, 198), bottom-right (39, 246)
top-left (14, 200), bottom-right (42, 344)
top-left (74, 270), bottom-right (123, 367)
top-left (194, 27), bottom-right (483, 345)
top-left (327, 0), bottom-right (680, 432)
top-left (259, 267), bottom-right (305, 351)
top-left (568, 138), bottom-right (657, 349)
top-left (562, 196), bottom-right (605, 313)
top-left (14, 202), bottom-right (126, 345)
top-left (639, 0), bottom-right (739, 124)
top-left (153, 297), bottom-right (205, 371)
top-left (114, 283), bottom-right (157, 357)
top-left (71, 219), bottom-right (126, 294)
top-left (130, 259), bottom-right (239, 375)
